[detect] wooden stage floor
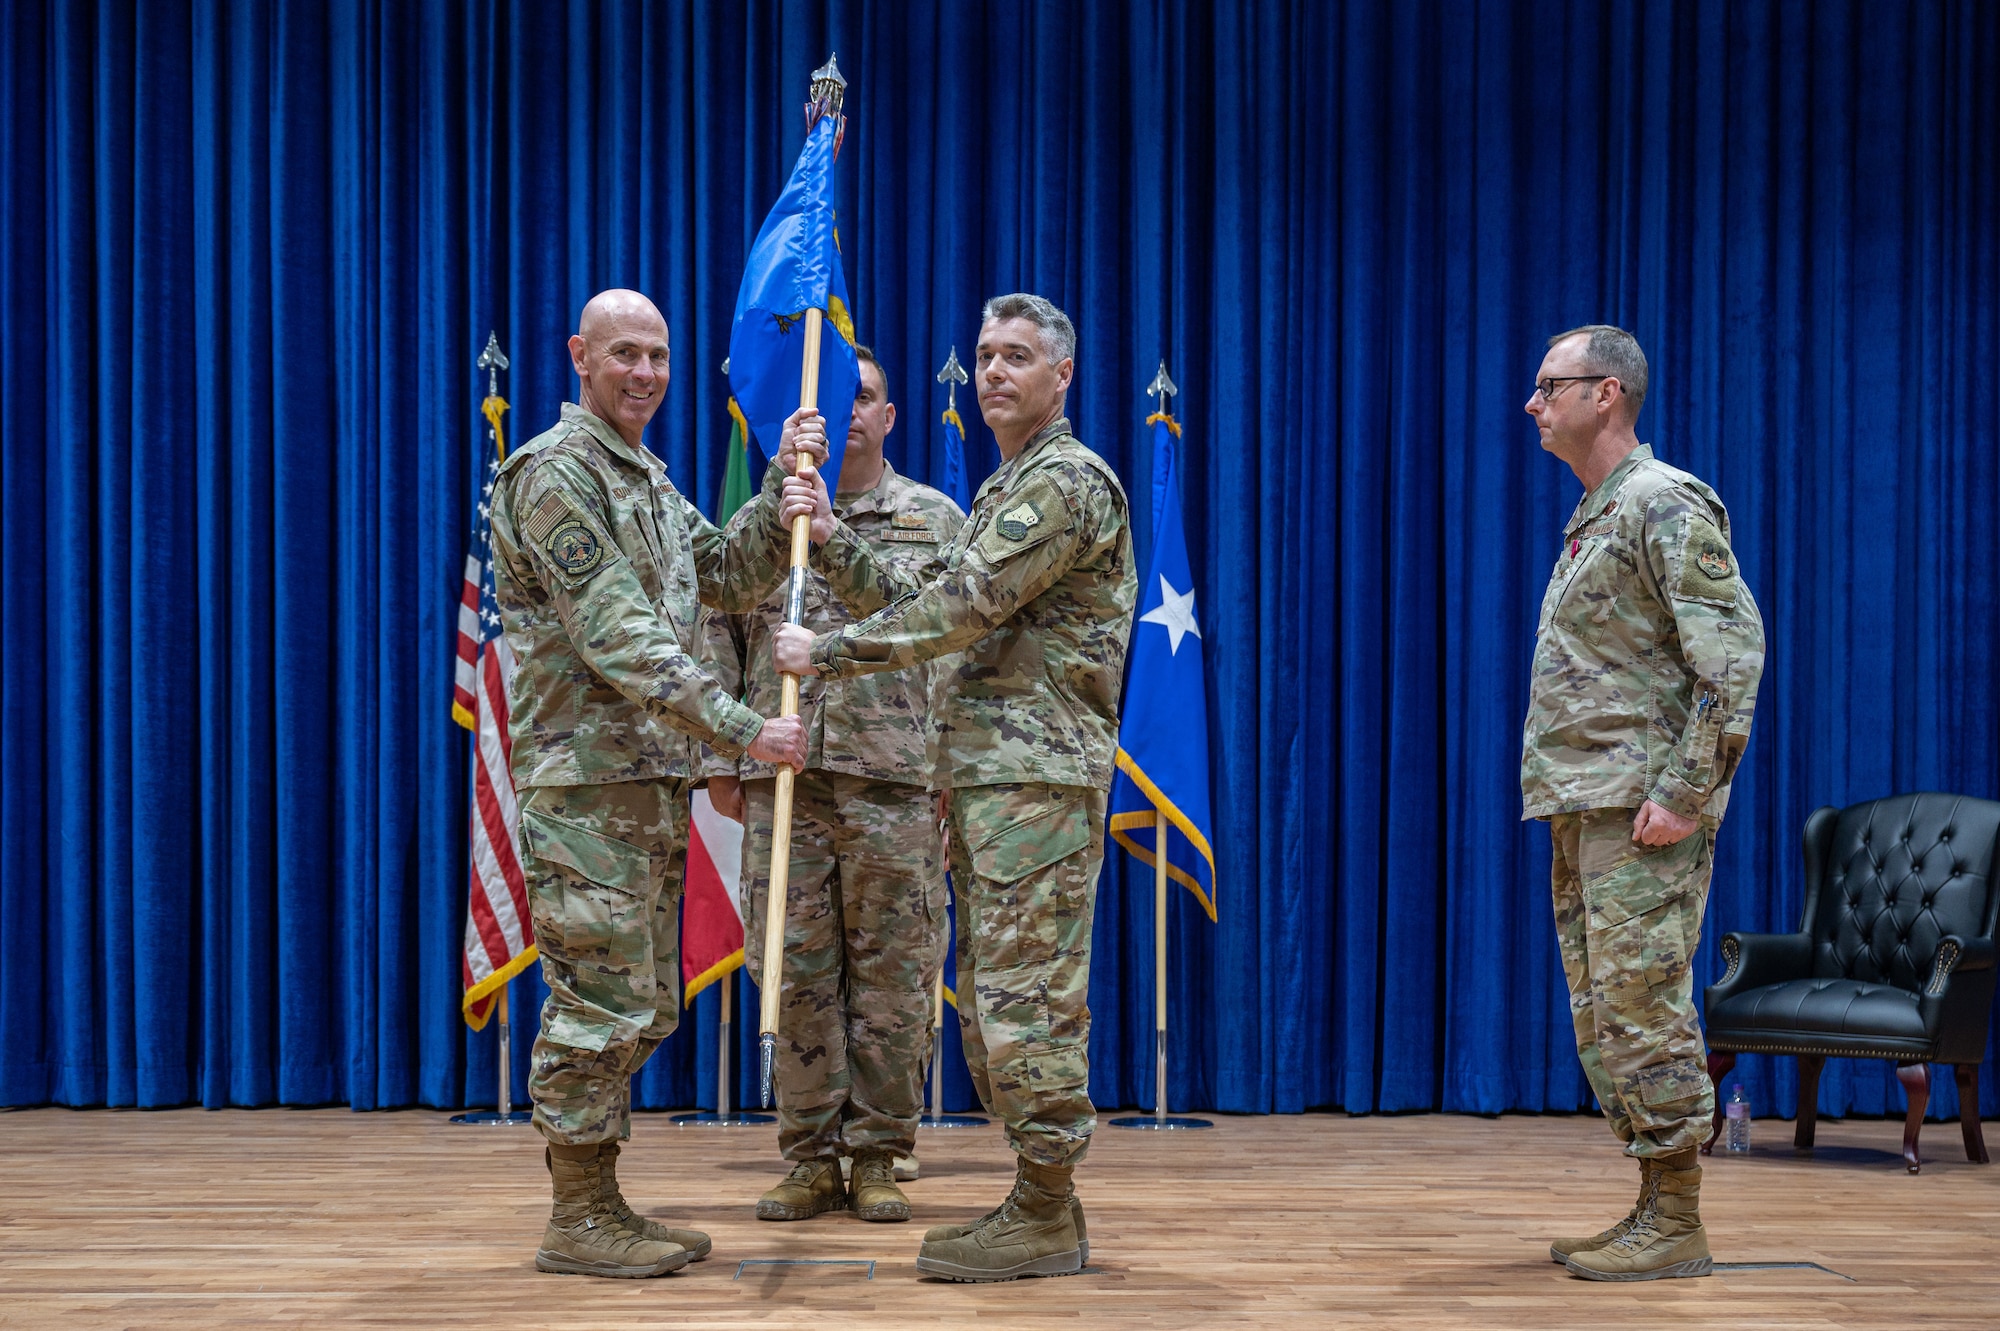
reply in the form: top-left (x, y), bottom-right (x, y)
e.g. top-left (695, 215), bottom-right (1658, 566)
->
top-left (1, 1106), bottom-right (1994, 1329)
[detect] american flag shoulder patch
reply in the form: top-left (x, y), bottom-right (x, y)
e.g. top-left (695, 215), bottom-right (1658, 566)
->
top-left (524, 493), bottom-right (575, 546)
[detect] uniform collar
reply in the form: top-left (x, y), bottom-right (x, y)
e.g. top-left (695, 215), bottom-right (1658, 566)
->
top-left (1565, 442), bottom-right (1652, 535)
top-left (834, 457), bottom-right (900, 519)
top-left (562, 402), bottom-right (663, 477)
top-left (978, 415), bottom-right (1071, 502)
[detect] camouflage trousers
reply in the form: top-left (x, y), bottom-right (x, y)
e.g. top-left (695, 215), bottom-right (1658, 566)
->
top-left (1550, 807), bottom-right (1717, 1157)
top-left (741, 771), bottom-right (945, 1160)
top-left (946, 782), bottom-right (1103, 1169)
top-left (521, 779), bottom-right (688, 1146)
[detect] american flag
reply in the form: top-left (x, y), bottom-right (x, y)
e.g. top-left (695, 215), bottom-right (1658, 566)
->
top-left (458, 390), bottom-right (534, 1029)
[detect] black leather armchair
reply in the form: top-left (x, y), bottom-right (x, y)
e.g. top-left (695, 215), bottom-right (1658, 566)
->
top-left (1704, 792), bottom-right (1999, 1172)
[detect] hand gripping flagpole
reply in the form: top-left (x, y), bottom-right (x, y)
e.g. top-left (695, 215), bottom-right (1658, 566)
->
top-left (1113, 360), bottom-right (1212, 1132)
top-left (758, 54), bottom-right (848, 1110)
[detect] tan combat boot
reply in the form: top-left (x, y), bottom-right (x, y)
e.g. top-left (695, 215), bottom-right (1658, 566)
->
top-left (1548, 1156), bottom-right (1646, 1264)
top-left (850, 1148), bottom-right (912, 1222)
top-left (591, 1142), bottom-right (713, 1259)
top-left (923, 1160), bottom-right (1088, 1263)
top-left (914, 1158), bottom-right (1083, 1282)
top-left (1565, 1149), bottom-right (1713, 1281)
top-left (756, 1156), bottom-right (847, 1221)
top-left (534, 1142), bottom-right (690, 1278)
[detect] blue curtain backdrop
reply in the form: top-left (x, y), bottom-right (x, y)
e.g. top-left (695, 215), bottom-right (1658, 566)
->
top-left (2, 0), bottom-right (1997, 1125)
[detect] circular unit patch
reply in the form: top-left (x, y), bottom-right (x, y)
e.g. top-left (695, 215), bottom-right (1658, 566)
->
top-left (548, 520), bottom-right (606, 576)
top-left (1695, 543), bottom-right (1732, 580)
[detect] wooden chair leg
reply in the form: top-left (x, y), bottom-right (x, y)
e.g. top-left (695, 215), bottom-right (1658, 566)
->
top-left (1794, 1054), bottom-right (1826, 1153)
top-left (1703, 1052), bottom-right (1737, 1155)
top-left (1955, 1064), bottom-right (1989, 1164)
top-left (1897, 1062), bottom-right (1930, 1174)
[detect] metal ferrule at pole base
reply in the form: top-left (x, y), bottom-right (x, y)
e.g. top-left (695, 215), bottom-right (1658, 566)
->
top-left (758, 1032), bottom-right (778, 1109)
top-left (783, 565), bottom-right (808, 625)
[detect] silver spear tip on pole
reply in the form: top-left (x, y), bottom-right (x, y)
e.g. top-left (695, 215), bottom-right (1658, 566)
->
top-left (721, 356), bottom-right (731, 376)
top-left (807, 53), bottom-right (847, 127)
top-left (758, 1032), bottom-right (778, 1108)
top-left (811, 53), bottom-right (846, 102)
top-left (936, 346), bottom-right (968, 414)
top-left (478, 331), bottom-right (510, 398)
top-left (1146, 359), bottom-right (1178, 416)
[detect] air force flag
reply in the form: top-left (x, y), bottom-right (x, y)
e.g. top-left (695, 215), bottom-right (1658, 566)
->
top-left (1109, 414), bottom-right (1218, 918)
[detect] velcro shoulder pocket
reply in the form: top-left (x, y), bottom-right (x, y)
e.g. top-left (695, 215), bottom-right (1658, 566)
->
top-left (521, 806), bottom-right (649, 894)
top-left (1673, 515), bottom-right (1738, 608)
top-left (968, 790), bottom-right (1091, 882)
top-left (973, 472), bottom-right (1073, 563)
top-left (519, 461), bottom-right (624, 589)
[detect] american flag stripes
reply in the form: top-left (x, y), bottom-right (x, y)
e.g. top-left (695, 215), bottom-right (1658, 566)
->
top-left (458, 389), bottom-right (535, 1030)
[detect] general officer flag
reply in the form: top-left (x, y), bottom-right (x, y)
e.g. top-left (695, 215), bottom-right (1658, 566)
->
top-left (728, 113), bottom-right (860, 494)
top-left (1109, 413), bottom-right (1218, 918)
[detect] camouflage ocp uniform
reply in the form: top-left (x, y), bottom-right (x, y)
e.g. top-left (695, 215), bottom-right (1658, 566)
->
top-left (807, 417), bottom-right (1137, 1169)
top-left (1521, 443), bottom-right (1767, 1158)
top-left (696, 460), bottom-right (965, 1160)
top-left (491, 402), bottom-right (789, 1146)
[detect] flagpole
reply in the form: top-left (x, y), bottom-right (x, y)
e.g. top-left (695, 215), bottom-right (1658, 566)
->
top-left (673, 972), bottom-right (775, 1126)
top-left (921, 819), bottom-right (987, 1128)
top-left (758, 54), bottom-right (848, 1111)
top-left (1111, 360), bottom-right (1212, 1132)
top-left (720, 977), bottom-right (733, 1113)
top-left (452, 331), bottom-right (532, 1129)
top-left (930, 969), bottom-right (942, 1121)
top-left (1154, 808), bottom-right (1169, 1126)
top-left (498, 986), bottom-right (513, 1120)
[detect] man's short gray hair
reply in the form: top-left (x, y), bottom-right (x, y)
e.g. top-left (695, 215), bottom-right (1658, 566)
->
top-left (1548, 324), bottom-right (1649, 418)
top-left (980, 292), bottom-right (1077, 365)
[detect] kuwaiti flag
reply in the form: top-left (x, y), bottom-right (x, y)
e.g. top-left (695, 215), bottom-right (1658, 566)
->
top-left (1108, 413), bottom-right (1218, 918)
top-left (682, 788), bottom-right (746, 1000)
top-left (728, 112), bottom-right (860, 493)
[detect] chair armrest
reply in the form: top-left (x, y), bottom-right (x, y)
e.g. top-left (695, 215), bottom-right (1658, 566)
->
top-left (1921, 935), bottom-right (1999, 1064)
top-left (1925, 935), bottom-right (1996, 994)
top-left (1708, 930), bottom-right (1812, 1003)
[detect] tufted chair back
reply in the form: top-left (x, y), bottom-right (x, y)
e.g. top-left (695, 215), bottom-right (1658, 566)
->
top-left (1804, 792), bottom-right (2000, 991)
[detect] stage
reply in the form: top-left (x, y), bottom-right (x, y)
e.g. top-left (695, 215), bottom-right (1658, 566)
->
top-left (2, 1108), bottom-right (1993, 1329)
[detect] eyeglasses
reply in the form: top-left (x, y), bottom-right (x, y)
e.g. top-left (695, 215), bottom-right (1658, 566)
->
top-left (1535, 375), bottom-right (1610, 402)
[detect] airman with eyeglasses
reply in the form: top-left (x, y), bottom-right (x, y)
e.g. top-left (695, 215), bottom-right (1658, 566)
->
top-left (1521, 323), bottom-right (1767, 1283)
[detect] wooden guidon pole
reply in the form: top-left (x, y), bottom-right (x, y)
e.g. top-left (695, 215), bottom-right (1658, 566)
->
top-left (758, 305), bottom-right (825, 1108)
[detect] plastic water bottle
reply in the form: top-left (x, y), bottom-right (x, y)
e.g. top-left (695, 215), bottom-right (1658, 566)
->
top-left (1723, 1085), bottom-right (1751, 1153)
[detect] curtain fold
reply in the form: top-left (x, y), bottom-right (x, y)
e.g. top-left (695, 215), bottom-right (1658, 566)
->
top-left (1, 0), bottom-right (1996, 1124)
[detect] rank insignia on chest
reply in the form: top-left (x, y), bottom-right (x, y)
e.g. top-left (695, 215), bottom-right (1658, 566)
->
top-left (995, 499), bottom-right (1042, 541)
top-left (547, 520), bottom-right (605, 575)
top-left (1696, 543), bottom-right (1732, 580)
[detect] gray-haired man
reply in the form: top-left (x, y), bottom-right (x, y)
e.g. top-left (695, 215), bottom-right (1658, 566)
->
top-left (770, 294), bottom-right (1138, 1281)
